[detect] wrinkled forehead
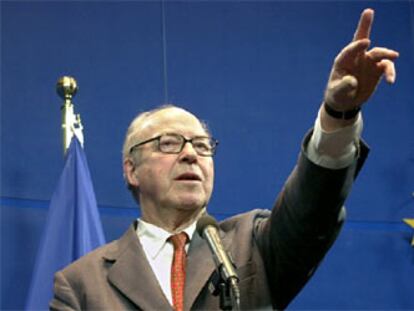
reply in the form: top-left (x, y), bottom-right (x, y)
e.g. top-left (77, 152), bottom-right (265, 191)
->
top-left (137, 107), bottom-right (208, 140)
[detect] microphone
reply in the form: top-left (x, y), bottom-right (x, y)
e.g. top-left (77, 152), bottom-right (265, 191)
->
top-left (196, 215), bottom-right (240, 309)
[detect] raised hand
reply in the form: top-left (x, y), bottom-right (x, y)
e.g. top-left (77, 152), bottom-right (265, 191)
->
top-left (324, 9), bottom-right (399, 113)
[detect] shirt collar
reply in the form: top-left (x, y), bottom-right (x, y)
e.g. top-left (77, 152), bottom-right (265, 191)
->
top-left (136, 218), bottom-right (196, 259)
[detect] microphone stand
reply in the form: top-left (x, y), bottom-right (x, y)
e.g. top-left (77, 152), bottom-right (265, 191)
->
top-left (209, 263), bottom-right (241, 310)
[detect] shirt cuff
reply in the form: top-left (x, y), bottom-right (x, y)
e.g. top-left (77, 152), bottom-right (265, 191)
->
top-left (306, 109), bottom-right (363, 169)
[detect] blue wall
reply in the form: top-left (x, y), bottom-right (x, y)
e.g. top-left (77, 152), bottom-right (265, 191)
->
top-left (1, 1), bottom-right (413, 309)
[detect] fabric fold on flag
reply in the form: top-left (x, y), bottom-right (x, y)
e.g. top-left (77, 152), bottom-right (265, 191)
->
top-left (25, 137), bottom-right (105, 310)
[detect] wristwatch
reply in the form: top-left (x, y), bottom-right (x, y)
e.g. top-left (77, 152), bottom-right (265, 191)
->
top-left (323, 102), bottom-right (361, 120)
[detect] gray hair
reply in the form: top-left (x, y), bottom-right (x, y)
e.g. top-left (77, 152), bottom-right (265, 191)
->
top-left (122, 104), bottom-right (175, 163)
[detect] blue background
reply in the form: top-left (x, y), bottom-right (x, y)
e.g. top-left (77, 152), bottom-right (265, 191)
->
top-left (1, 1), bottom-right (413, 309)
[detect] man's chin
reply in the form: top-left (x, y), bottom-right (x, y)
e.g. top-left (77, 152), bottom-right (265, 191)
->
top-left (174, 196), bottom-right (206, 211)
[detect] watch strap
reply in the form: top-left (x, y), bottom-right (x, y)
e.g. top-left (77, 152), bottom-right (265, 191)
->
top-left (324, 102), bottom-right (361, 120)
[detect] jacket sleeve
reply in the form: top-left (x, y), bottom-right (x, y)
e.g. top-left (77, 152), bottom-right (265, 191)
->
top-left (49, 271), bottom-right (81, 311)
top-left (255, 131), bottom-right (369, 309)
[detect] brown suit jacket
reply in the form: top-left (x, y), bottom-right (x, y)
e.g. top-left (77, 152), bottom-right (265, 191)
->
top-left (50, 135), bottom-right (369, 310)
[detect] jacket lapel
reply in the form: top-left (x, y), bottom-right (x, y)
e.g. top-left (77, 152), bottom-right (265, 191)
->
top-left (184, 228), bottom-right (233, 310)
top-left (103, 222), bottom-right (233, 310)
top-left (105, 224), bottom-right (172, 310)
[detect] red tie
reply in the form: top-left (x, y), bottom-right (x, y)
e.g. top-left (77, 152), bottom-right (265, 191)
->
top-left (169, 232), bottom-right (188, 311)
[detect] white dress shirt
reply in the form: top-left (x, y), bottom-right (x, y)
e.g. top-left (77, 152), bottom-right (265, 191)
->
top-left (136, 111), bottom-right (363, 304)
top-left (136, 219), bottom-right (196, 305)
top-left (307, 110), bottom-right (363, 168)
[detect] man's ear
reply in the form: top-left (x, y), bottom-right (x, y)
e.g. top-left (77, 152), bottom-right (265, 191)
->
top-left (123, 159), bottom-right (139, 187)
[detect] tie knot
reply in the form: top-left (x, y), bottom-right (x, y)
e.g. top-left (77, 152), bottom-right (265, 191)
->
top-left (169, 232), bottom-right (188, 250)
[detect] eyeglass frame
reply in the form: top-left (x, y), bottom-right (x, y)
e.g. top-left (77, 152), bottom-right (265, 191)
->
top-left (129, 133), bottom-right (219, 157)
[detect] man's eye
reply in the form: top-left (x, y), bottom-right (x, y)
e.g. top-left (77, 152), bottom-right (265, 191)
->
top-left (162, 140), bottom-right (178, 145)
top-left (160, 138), bottom-right (180, 148)
top-left (194, 141), bottom-right (210, 151)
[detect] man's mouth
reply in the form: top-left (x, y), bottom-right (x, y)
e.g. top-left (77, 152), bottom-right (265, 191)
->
top-left (175, 173), bottom-right (202, 181)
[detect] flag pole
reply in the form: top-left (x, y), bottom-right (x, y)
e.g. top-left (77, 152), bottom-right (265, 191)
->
top-left (56, 76), bottom-right (84, 154)
top-left (25, 76), bottom-right (105, 310)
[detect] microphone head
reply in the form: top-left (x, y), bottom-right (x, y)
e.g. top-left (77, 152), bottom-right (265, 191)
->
top-left (196, 214), bottom-right (218, 237)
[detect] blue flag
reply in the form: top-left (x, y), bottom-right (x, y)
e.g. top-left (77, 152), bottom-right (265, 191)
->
top-left (25, 137), bottom-right (105, 310)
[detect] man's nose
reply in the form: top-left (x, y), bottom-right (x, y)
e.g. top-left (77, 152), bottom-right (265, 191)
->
top-left (179, 141), bottom-right (198, 163)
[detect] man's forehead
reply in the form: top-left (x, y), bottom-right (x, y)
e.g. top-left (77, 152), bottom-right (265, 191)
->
top-left (138, 107), bottom-right (206, 137)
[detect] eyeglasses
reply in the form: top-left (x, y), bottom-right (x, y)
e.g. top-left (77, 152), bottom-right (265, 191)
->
top-left (129, 133), bottom-right (219, 157)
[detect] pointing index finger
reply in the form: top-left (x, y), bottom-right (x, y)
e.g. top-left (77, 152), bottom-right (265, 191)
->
top-left (353, 8), bottom-right (374, 41)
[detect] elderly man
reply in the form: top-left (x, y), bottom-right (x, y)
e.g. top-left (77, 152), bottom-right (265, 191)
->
top-left (51, 8), bottom-right (398, 310)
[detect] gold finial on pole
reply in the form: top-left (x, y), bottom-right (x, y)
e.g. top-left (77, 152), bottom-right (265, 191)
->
top-left (57, 76), bottom-right (77, 101)
top-left (56, 76), bottom-right (84, 154)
